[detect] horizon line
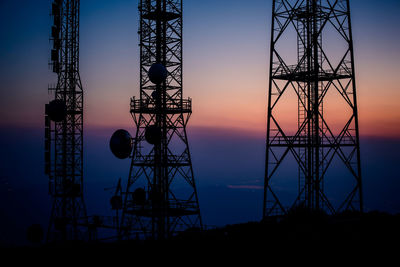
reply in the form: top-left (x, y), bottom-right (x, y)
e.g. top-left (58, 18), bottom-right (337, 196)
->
top-left (1, 122), bottom-right (400, 140)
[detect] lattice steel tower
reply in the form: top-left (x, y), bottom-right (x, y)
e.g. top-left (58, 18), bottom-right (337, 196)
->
top-left (45, 0), bottom-right (88, 241)
top-left (112, 0), bottom-right (202, 240)
top-left (264, 0), bottom-right (363, 216)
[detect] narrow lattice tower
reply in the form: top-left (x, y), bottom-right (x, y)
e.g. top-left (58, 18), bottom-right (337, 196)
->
top-left (264, 0), bottom-right (363, 217)
top-left (45, 0), bottom-right (88, 241)
top-left (110, 0), bottom-right (202, 240)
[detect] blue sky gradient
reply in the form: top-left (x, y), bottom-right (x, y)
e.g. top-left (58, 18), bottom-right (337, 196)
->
top-left (0, 0), bottom-right (400, 245)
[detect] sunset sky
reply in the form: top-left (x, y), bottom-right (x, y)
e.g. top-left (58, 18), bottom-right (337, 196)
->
top-left (0, 0), bottom-right (400, 245)
top-left (0, 0), bottom-right (400, 136)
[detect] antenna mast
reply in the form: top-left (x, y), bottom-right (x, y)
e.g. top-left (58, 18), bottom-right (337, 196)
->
top-left (45, 0), bottom-right (88, 241)
top-left (110, 0), bottom-right (202, 240)
top-left (264, 0), bottom-right (363, 216)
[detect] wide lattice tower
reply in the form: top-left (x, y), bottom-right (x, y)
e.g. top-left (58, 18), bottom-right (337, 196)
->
top-left (45, 0), bottom-right (88, 241)
top-left (264, 0), bottom-right (363, 217)
top-left (114, 0), bottom-right (202, 240)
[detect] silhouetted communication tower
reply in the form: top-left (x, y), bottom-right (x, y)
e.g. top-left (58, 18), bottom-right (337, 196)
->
top-left (110, 0), bottom-right (202, 240)
top-left (264, 0), bottom-right (363, 216)
top-left (45, 0), bottom-right (88, 241)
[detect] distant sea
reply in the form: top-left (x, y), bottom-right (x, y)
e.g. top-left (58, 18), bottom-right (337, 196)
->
top-left (0, 125), bottom-right (399, 246)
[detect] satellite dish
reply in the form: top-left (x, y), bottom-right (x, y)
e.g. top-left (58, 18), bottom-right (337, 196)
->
top-left (132, 188), bottom-right (146, 206)
top-left (145, 125), bottom-right (161, 145)
top-left (47, 99), bottom-right (67, 122)
top-left (148, 63), bottom-right (168, 84)
top-left (110, 129), bottom-right (133, 159)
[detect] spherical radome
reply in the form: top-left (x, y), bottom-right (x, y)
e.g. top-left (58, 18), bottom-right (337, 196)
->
top-left (47, 99), bottom-right (67, 122)
top-left (110, 129), bottom-right (133, 159)
top-left (148, 63), bottom-right (168, 84)
top-left (145, 125), bottom-right (161, 145)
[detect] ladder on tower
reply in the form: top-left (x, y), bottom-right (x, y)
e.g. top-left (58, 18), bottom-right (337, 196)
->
top-left (297, 16), bottom-right (307, 204)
